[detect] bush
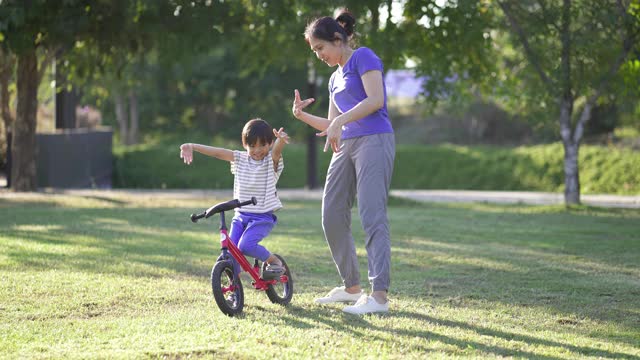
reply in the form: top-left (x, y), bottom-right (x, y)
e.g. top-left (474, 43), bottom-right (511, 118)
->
top-left (583, 102), bottom-right (619, 137)
top-left (391, 101), bottom-right (535, 146)
top-left (113, 142), bottom-right (332, 189)
top-left (114, 141), bottom-right (640, 195)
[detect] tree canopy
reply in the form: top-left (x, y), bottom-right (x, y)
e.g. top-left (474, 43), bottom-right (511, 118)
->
top-left (1, 0), bottom-right (638, 201)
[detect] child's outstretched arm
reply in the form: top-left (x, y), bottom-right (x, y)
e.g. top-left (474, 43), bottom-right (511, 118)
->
top-left (271, 128), bottom-right (290, 170)
top-left (180, 143), bottom-right (234, 164)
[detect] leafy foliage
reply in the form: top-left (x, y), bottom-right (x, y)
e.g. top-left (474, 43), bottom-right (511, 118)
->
top-left (0, 0), bottom-right (130, 55)
top-left (1, 0), bottom-right (639, 196)
top-left (400, 0), bottom-right (497, 105)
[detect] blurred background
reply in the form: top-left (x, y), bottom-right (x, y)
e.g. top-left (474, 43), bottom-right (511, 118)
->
top-left (0, 0), bottom-right (638, 200)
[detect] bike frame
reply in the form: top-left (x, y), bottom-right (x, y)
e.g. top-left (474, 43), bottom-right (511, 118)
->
top-left (216, 211), bottom-right (288, 291)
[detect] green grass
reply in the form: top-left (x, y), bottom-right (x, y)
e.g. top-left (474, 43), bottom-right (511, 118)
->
top-left (1, 192), bottom-right (639, 359)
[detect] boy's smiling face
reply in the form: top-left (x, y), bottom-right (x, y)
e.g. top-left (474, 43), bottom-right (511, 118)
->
top-left (244, 139), bottom-right (271, 161)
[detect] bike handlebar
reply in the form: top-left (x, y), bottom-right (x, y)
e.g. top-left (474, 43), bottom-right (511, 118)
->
top-left (190, 197), bottom-right (257, 223)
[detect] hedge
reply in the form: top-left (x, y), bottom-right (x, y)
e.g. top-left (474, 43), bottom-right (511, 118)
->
top-left (113, 142), bottom-right (640, 195)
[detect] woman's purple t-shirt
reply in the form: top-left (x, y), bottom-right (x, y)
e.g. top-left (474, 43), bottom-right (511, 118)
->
top-left (329, 47), bottom-right (394, 140)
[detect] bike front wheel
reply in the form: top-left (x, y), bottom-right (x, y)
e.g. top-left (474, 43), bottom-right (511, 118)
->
top-left (263, 254), bottom-right (293, 305)
top-left (211, 261), bottom-right (244, 316)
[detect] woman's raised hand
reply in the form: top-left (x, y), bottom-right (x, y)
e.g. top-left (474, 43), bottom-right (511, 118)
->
top-left (292, 89), bottom-right (315, 119)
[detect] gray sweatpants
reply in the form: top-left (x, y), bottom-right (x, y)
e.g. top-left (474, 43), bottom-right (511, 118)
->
top-left (321, 132), bottom-right (395, 292)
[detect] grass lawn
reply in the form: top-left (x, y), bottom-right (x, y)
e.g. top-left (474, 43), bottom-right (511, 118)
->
top-left (1, 192), bottom-right (639, 359)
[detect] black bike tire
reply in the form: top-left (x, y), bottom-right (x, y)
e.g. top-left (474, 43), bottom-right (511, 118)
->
top-left (211, 261), bottom-right (244, 316)
top-left (264, 254), bottom-right (293, 305)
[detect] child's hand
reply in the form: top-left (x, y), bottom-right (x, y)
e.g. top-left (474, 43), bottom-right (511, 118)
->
top-left (273, 127), bottom-right (290, 144)
top-left (180, 143), bottom-right (194, 164)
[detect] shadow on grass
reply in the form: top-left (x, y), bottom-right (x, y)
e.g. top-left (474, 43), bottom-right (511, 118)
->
top-left (145, 348), bottom-right (246, 360)
top-left (2, 196), bottom-right (639, 353)
top-left (396, 310), bottom-right (640, 360)
top-left (1, 200), bottom-right (336, 281)
top-left (2, 204), bottom-right (221, 278)
top-left (252, 304), bottom-right (639, 359)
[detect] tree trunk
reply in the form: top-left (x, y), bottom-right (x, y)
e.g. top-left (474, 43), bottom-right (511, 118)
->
top-left (306, 59), bottom-right (318, 189)
top-left (1, 49), bottom-right (15, 187)
top-left (114, 93), bottom-right (128, 146)
top-left (128, 90), bottom-right (139, 145)
top-left (54, 56), bottom-right (77, 129)
top-left (559, 97), bottom-right (580, 205)
top-left (562, 140), bottom-right (580, 205)
top-left (0, 50), bottom-right (14, 134)
top-left (12, 49), bottom-right (39, 191)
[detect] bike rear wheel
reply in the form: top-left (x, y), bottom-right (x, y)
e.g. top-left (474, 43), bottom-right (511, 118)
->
top-left (263, 254), bottom-right (293, 305)
top-left (211, 261), bottom-right (244, 316)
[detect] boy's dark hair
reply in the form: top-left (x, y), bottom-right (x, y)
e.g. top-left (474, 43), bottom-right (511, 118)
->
top-left (242, 118), bottom-right (275, 146)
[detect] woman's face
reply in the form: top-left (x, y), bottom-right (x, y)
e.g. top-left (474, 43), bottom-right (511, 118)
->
top-left (308, 36), bottom-right (342, 67)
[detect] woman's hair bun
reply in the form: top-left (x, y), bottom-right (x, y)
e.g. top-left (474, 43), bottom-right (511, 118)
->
top-left (335, 9), bottom-right (355, 37)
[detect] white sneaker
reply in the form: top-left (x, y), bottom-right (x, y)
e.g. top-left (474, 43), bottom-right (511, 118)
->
top-left (314, 286), bottom-right (364, 304)
top-left (342, 294), bottom-right (389, 314)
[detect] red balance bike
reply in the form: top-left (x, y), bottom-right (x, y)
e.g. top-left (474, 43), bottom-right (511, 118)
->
top-left (190, 197), bottom-right (293, 316)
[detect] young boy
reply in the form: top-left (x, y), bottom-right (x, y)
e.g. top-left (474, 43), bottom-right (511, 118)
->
top-left (179, 118), bottom-right (289, 277)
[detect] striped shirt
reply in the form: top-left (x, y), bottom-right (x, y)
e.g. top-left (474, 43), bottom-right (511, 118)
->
top-left (230, 150), bottom-right (283, 213)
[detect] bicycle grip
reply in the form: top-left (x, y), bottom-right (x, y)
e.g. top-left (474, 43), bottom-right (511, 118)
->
top-left (240, 197), bottom-right (258, 207)
top-left (190, 212), bottom-right (205, 223)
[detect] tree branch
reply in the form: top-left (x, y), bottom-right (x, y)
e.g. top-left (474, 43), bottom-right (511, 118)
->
top-left (573, 0), bottom-right (635, 143)
top-left (37, 46), bottom-right (58, 85)
top-left (536, 0), bottom-right (562, 33)
top-left (559, 0), bottom-right (572, 101)
top-left (497, 0), bottom-right (555, 94)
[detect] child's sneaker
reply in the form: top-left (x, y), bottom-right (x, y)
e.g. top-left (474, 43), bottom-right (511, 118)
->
top-left (262, 263), bottom-right (285, 280)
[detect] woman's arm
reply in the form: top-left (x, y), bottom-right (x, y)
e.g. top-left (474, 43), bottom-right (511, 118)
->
top-left (293, 69), bottom-right (385, 129)
top-left (331, 70), bottom-right (385, 127)
top-left (295, 111), bottom-right (332, 132)
top-left (328, 96), bottom-right (341, 122)
top-left (292, 89), bottom-right (331, 131)
top-left (179, 143), bottom-right (234, 164)
top-left (320, 70), bottom-right (385, 152)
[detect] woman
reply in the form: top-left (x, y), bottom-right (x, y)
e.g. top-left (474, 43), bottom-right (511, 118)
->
top-left (292, 9), bottom-right (395, 314)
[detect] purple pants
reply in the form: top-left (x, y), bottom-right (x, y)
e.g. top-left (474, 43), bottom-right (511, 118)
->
top-left (228, 211), bottom-right (277, 273)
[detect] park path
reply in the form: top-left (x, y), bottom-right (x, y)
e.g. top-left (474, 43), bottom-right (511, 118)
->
top-left (390, 190), bottom-right (640, 208)
top-left (3, 188), bottom-right (637, 208)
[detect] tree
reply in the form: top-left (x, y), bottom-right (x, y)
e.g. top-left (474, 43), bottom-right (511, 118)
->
top-left (0, 48), bottom-right (15, 182)
top-left (497, 0), bottom-right (639, 204)
top-left (402, 0), bottom-right (639, 205)
top-left (65, 1), bottom-right (266, 145)
top-left (0, 0), bottom-right (130, 191)
top-left (69, 48), bottom-right (146, 146)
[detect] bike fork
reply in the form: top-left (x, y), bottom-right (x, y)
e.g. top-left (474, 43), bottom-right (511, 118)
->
top-left (217, 249), bottom-right (241, 281)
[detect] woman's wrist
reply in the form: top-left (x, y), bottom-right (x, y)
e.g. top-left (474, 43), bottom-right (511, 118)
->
top-left (296, 111), bottom-right (308, 122)
top-left (333, 115), bottom-right (347, 128)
